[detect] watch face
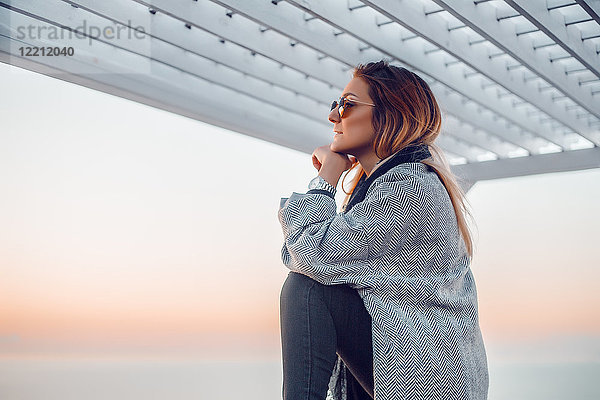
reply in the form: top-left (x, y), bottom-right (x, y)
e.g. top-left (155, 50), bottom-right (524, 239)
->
top-left (309, 176), bottom-right (321, 189)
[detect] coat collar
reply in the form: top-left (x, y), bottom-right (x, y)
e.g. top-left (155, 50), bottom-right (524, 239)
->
top-left (342, 143), bottom-right (431, 213)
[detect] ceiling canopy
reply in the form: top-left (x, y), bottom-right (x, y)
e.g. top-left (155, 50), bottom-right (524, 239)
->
top-left (1, 0), bottom-right (599, 189)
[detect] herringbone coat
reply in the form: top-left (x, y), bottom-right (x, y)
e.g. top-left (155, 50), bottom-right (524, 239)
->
top-left (278, 148), bottom-right (489, 400)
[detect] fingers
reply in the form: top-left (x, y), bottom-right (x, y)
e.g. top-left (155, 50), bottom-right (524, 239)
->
top-left (312, 154), bottom-right (322, 171)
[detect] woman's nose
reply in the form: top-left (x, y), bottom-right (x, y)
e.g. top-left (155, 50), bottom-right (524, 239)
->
top-left (328, 107), bottom-right (340, 124)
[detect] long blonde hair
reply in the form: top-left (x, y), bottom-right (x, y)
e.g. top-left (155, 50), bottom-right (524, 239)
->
top-left (340, 60), bottom-right (477, 259)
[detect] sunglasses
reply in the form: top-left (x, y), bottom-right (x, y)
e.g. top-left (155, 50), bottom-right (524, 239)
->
top-left (330, 96), bottom-right (376, 118)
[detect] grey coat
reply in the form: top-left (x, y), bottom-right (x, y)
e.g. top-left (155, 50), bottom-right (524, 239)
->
top-left (278, 147), bottom-right (489, 400)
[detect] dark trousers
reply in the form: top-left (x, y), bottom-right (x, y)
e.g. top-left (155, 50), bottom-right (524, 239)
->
top-left (280, 271), bottom-right (374, 400)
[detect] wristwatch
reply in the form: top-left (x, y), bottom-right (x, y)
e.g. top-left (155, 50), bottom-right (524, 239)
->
top-left (308, 175), bottom-right (337, 196)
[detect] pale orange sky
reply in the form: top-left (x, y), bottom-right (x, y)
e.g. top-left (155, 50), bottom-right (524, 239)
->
top-left (0, 62), bottom-right (599, 363)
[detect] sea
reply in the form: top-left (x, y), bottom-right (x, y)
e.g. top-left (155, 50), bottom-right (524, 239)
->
top-left (0, 358), bottom-right (598, 399)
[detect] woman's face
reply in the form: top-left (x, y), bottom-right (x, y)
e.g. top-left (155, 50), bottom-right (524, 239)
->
top-left (328, 77), bottom-right (377, 156)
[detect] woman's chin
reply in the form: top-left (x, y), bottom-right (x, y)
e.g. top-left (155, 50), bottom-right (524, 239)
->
top-left (330, 140), bottom-right (346, 153)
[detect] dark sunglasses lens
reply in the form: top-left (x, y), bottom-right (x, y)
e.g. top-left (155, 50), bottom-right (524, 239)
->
top-left (339, 98), bottom-right (347, 117)
top-left (330, 98), bottom-right (348, 117)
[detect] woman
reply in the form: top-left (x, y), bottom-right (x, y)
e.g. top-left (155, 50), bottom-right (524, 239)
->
top-left (278, 60), bottom-right (488, 400)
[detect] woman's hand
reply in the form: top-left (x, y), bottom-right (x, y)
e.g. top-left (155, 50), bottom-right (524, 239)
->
top-left (311, 145), bottom-right (357, 187)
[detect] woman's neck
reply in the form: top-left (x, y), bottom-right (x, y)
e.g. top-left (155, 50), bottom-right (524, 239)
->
top-left (357, 152), bottom-right (382, 178)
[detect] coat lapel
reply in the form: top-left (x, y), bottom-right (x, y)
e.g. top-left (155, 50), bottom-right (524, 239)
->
top-left (343, 143), bottom-right (431, 213)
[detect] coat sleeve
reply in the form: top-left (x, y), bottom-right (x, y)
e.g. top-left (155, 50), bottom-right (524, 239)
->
top-left (277, 174), bottom-right (421, 289)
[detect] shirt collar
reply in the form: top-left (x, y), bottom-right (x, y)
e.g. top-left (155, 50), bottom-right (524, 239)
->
top-left (369, 151), bottom-right (398, 176)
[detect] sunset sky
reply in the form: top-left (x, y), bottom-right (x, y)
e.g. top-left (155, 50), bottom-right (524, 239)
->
top-left (1, 61), bottom-right (599, 365)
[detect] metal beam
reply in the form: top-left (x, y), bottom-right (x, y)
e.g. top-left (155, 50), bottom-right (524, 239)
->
top-left (575, 0), bottom-right (600, 24)
top-left (451, 146), bottom-right (600, 182)
top-left (504, 0), bottom-right (600, 84)
top-left (426, 0), bottom-right (600, 120)
top-left (458, 179), bottom-right (476, 194)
